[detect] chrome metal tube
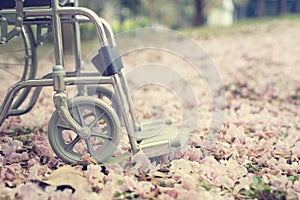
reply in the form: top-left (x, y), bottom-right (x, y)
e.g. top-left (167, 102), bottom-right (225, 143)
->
top-left (51, 0), bottom-right (64, 65)
top-left (9, 87), bottom-right (42, 116)
top-left (58, 7), bottom-right (108, 46)
top-left (113, 74), bottom-right (138, 153)
top-left (53, 92), bottom-right (85, 134)
top-left (23, 7), bottom-right (109, 46)
top-left (119, 70), bottom-right (139, 132)
top-left (73, 16), bottom-right (82, 71)
top-left (0, 76), bottom-right (114, 127)
top-left (0, 78), bottom-right (53, 126)
top-left (65, 76), bottom-right (114, 85)
top-left (99, 18), bottom-right (116, 46)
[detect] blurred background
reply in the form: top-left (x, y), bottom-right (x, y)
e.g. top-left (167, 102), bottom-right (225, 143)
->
top-left (78, 0), bottom-right (300, 34)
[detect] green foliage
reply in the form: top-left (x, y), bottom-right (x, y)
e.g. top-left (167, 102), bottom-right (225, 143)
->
top-left (184, 14), bottom-right (300, 39)
top-left (247, 126), bottom-right (256, 133)
top-left (113, 191), bottom-right (137, 199)
top-left (290, 87), bottom-right (300, 104)
top-left (247, 163), bottom-right (262, 173)
top-left (113, 191), bottom-right (122, 198)
top-left (241, 175), bottom-right (287, 200)
top-left (291, 94), bottom-right (300, 100)
top-left (76, 0), bottom-right (300, 33)
top-left (79, 24), bottom-right (96, 41)
top-left (117, 179), bottom-right (123, 185)
top-left (158, 179), bottom-right (169, 187)
top-left (120, 0), bottom-right (142, 15)
top-left (288, 174), bottom-right (299, 182)
top-left (7, 126), bottom-right (40, 144)
top-left (112, 17), bottom-right (150, 33)
top-left (277, 131), bottom-right (289, 138)
top-left (201, 181), bottom-right (213, 191)
top-left (78, 0), bottom-right (105, 15)
top-left (9, 126), bottom-right (38, 135)
top-left (277, 125), bottom-right (291, 138)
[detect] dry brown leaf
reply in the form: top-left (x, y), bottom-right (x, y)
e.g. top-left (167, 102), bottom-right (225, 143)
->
top-left (40, 165), bottom-right (89, 191)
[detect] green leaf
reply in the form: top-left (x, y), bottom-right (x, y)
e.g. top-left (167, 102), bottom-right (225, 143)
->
top-left (249, 183), bottom-right (255, 190)
top-left (247, 163), bottom-right (262, 172)
top-left (244, 189), bottom-right (251, 196)
top-left (24, 127), bottom-right (32, 134)
top-left (248, 126), bottom-right (256, 133)
top-left (288, 175), bottom-right (299, 182)
top-left (117, 179), bottom-right (123, 185)
top-left (113, 191), bottom-right (122, 198)
top-left (159, 179), bottom-right (167, 187)
top-left (252, 175), bottom-right (262, 185)
top-left (257, 185), bottom-right (266, 191)
top-left (201, 181), bottom-right (213, 191)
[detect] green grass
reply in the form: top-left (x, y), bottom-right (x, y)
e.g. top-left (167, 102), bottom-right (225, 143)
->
top-left (240, 175), bottom-right (287, 199)
top-left (183, 14), bottom-right (300, 39)
top-left (80, 14), bottom-right (300, 49)
top-left (37, 14), bottom-right (300, 58)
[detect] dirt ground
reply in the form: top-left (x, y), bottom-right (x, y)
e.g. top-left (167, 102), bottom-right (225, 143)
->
top-left (0, 18), bottom-right (299, 199)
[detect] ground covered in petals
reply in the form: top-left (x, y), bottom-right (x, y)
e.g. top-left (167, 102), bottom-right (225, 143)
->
top-left (0, 18), bottom-right (299, 199)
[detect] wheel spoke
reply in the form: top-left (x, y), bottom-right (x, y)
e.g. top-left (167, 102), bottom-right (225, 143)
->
top-left (75, 105), bottom-right (85, 126)
top-left (57, 124), bottom-right (70, 130)
top-left (0, 67), bottom-right (20, 77)
top-left (85, 139), bottom-right (94, 155)
top-left (57, 121), bottom-right (71, 130)
top-left (0, 63), bottom-right (24, 66)
top-left (88, 111), bottom-right (105, 128)
top-left (0, 48), bottom-right (30, 54)
top-left (90, 132), bottom-right (112, 140)
top-left (65, 135), bottom-right (80, 153)
top-left (82, 112), bottom-right (94, 119)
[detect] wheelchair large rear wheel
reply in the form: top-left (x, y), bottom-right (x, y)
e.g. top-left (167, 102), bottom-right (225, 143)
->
top-left (0, 25), bottom-right (37, 110)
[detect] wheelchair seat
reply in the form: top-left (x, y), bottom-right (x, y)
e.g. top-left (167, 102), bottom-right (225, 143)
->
top-left (0, 0), bottom-right (50, 10)
top-left (0, 0), bottom-right (72, 10)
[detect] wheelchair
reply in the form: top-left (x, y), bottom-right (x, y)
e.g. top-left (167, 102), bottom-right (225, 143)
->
top-left (0, 0), bottom-right (184, 163)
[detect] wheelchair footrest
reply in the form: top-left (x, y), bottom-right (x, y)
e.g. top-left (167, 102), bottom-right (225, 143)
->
top-left (137, 125), bottom-right (186, 158)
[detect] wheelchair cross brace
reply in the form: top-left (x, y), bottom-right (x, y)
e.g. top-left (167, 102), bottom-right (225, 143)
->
top-left (0, 0), bottom-right (23, 43)
top-left (0, 0), bottom-right (186, 161)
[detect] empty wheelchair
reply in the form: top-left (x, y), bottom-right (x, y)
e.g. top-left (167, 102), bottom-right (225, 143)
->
top-left (0, 0), bottom-right (185, 163)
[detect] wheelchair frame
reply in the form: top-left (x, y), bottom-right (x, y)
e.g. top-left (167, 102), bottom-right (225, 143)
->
top-left (0, 0), bottom-right (183, 163)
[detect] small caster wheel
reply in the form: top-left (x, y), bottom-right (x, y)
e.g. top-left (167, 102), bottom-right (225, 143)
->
top-left (48, 96), bottom-right (121, 164)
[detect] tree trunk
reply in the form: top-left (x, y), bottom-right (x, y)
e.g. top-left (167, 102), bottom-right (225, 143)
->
top-left (256, 0), bottom-right (265, 16)
top-left (149, 0), bottom-right (156, 27)
top-left (291, 0), bottom-right (300, 12)
top-left (277, 0), bottom-right (288, 15)
top-left (193, 0), bottom-right (204, 26)
top-left (297, 0), bottom-right (300, 12)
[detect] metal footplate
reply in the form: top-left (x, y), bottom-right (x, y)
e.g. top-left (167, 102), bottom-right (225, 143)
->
top-left (136, 121), bottom-right (187, 158)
